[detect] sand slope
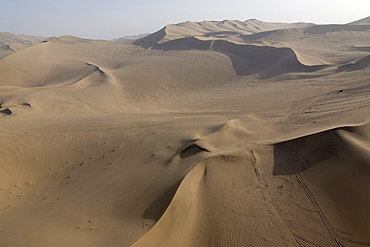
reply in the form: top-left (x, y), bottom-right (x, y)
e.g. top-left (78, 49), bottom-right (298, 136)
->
top-left (0, 17), bottom-right (370, 246)
top-left (0, 32), bottom-right (44, 59)
top-left (348, 16), bottom-right (370, 25)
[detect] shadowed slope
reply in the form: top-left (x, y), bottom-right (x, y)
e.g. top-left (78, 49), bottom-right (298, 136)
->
top-left (347, 16), bottom-right (370, 25)
top-left (274, 124), bottom-right (370, 245)
top-left (211, 40), bottom-right (325, 77)
top-left (337, 55), bottom-right (370, 72)
top-left (135, 19), bottom-right (370, 73)
top-left (147, 37), bottom-right (325, 78)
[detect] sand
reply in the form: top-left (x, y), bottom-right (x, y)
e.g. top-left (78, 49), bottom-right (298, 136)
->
top-left (0, 32), bottom-right (44, 59)
top-left (0, 17), bottom-right (369, 247)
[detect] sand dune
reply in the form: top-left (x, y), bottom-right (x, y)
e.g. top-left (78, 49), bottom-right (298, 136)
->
top-left (134, 19), bottom-right (314, 47)
top-left (337, 55), bottom-right (370, 72)
top-left (0, 17), bottom-right (370, 246)
top-left (149, 35), bottom-right (317, 77)
top-left (0, 32), bottom-right (44, 59)
top-left (113, 33), bottom-right (151, 41)
top-left (136, 19), bottom-right (370, 70)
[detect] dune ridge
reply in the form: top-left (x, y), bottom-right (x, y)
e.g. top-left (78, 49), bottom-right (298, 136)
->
top-left (134, 19), bottom-right (314, 47)
top-left (0, 32), bottom-right (44, 59)
top-left (134, 19), bottom-right (370, 77)
top-left (347, 16), bottom-right (370, 25)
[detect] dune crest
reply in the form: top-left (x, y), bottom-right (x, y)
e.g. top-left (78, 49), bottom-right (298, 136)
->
top-left (0, 32), bottom-right (44, 59)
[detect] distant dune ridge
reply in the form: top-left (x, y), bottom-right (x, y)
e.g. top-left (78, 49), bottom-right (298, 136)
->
top-left (347, 16), bottom-right (370, 25)
top-left (0, 16), bottom-right (369, 247)
top-left (134, 19), bottom-right (315, 47)
top-left (0, 32), bottom-right (44, 59)
top-left (112, 33), bottom-right (151, 41)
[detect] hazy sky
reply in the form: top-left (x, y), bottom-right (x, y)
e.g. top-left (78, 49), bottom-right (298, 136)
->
top-left (1, 0), bottom-right (369, 39)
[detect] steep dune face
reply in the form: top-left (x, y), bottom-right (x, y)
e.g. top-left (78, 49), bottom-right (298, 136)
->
top-left (274, 125), bottom-right (370, 245)
top-left (1, 17), bottom-right (370, 247)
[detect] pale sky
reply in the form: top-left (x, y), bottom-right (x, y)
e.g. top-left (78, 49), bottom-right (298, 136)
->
top-left (0, 0), bottom-right (369, 39)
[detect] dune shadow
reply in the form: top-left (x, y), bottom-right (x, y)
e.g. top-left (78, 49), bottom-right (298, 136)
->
top-left (180, 144), bottom-right (209, 159)
top-left (211, 40), bottom-right (325, 78)
top-left (336, 55), bottom-right (370, 73)
top-left (142, 180), bottom-right (182, 222)
top-left (272, 125), bottom-right (370, 244)
top-left (352, 46), bottom-right (370, 52)
top-left (153, 37), bottom-right (211, 51)
top-left (272, 125), bottom-right (370, 175)
top-left (204, 31), bottom-right (241, 37)
top-left (134, 36), bottom-right (325, 78)
top-left (272, 128), bottom-right (345, 175)
top-left (303, 24), bottom-right (370, 35)
top-left (240, 30), bottom-right (277, 42)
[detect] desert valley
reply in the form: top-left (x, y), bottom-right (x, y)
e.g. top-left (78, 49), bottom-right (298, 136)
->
top-left (0, 16), bottom-right (369, 246)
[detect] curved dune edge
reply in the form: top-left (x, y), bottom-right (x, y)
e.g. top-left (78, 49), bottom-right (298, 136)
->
top-left (133, 123), bottom-right (370, 247)
top-left (144, 36), bottom-right (326, 77)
